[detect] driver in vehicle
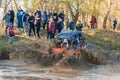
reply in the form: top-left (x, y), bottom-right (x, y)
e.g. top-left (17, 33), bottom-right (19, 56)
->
top-left (61, 39), bottom-right (69, 49)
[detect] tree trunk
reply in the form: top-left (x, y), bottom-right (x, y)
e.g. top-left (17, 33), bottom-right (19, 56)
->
top-left (13, 0), bottom-right (18, 10)
top-left (74, 12), bottom-right (79, 25)
top-left (82, 12), bottom-right (87, 28)
top-left (1, 0), bottom-right (12, 26)
top-left (108, 15), bottom-right (112, 30)
top-left (103, 0), bottom-right (112, 30)
top-left (67, 2), bottom-right (79, 25)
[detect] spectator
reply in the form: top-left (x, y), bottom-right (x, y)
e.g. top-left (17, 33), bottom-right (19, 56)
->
top-left (53, 15), bottom-right (58, 34)
top-left (58, 10), bottom-right (64, 22)
top-left (9, 8), bottom-right (15, 27)
top-left (22, 10), bottom-right (29, 34)
top-left (16, 7), bottom-right (24, 29)
top-left (34, 7), bottom-right (41, 17)
top-left (3, 10), bottom-right (11, 35)
top-left (46, 17), bottom-right (50, 40)
top-left (113, 18), bottom-right (117, 30)
top-left (76, 21), bottom-right (83, 31)
top-left (47, 9), bottom-right (53, 19)
top-left (90, 15), bottom-right (96, 29)
top-left (53, 10), bottom-right (58, 20)
top-left (68, 20), bottom-right (74, 30)
top-left (41, 10), bottom-right (47, 29)
top-left (48, 17), bottom-right (55, 41)
top-left (76, 21), bottom-right (83, 40)
top-left (57, 18), bottom-right (64, 33)
top-left (7, 22), bottom-right (14, 44)
top-left (35, 13), bottom-right (41, 39)
top-left (28, 12), bottom-right (36, 38)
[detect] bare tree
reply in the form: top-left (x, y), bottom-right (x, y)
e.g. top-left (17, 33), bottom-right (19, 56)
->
top-left (103, 0), bottom-right (113, 30)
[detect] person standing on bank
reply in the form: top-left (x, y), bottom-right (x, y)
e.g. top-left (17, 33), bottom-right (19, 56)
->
top-left (22, 10), bottom-right (29, 34)
top-left (58, 10), bottom-right (65, 22)
top-left (3, 10), bottom-right (11, 35)
top-left (35, 13), bottom-right (41, 39)
top-left (57, 18), bottom-right (64, 33)
top-left (53, 15), bottom-right (58, 34)
top-left (9, 8), bottom-right (15, 27)
top-left (68, 20), bottom-right (74, 30)
top-left (34, 7), bottom-right (41, 17)
top-left (113, 18), bottom-right (117, 30)
top-left (48, 17), bottom-right (55, 42)
top-left (41, 10), bottom-right (47, 30)
top-left (90, 15), bottom-right (96, 29)
top-left (16, 7), bottom-right (24, 30)
top-left (28, 13), bottom-right (36, 38)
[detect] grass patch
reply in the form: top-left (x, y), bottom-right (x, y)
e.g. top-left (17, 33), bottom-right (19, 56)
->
top-left (0, 27), bottom-right (32, 59)
top-left (83, 28), bottom-right (120, 52)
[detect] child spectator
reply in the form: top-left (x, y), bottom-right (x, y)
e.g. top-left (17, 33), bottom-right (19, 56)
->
top-left (7, 22), bottom-right (14, 44)
top-left (48, 17), bottom-right (55, 42)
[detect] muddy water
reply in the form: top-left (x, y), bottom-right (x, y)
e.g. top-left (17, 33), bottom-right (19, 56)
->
top-left (0, 59), bottom-right (120, 80)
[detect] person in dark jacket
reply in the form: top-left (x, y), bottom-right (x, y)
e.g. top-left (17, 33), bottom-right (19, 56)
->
top-left (76, 21), bottom-right (83, 41)
top-left (53, 15), bottom-right (58, 34)
top-left (22, 10), bottom-right (29, 34)
top-left (68, 20), bottom-right (74, 30)
top-left (16, 7), bottom-right (24, 29)
top-left (34, 8), bottom-right (41, 17)
top-left (113, 18), bottom-right (117, 30)
top-left (28, 12), bottom-right (36, 38)
top-left (35, 13), bottom-right (41, 38)
top-left (57, 18), bottom-right (64, 33)
top-left (9, 8), bottom-right (14, 27)
top-left (58, 11), bottom-right (64, 22)
top-left (76, 21), bottom-right (83, 31)
top-left (47, 9), bottom-right (53, 19)
top-left (3, 10), bottom-right (11, 35)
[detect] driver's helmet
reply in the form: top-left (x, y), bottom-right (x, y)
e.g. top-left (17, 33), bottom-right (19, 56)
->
top-left (63, 39), bottom-right (68, 43)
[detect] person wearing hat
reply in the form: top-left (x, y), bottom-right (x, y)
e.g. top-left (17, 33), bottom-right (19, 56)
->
top-left (61, 39), bottom-right (69, 49)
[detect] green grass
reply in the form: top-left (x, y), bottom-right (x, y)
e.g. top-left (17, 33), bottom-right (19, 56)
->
top-left (0, 28), bottom-right (31, 56)
top-left (83, 28), bottom-right (120, 52)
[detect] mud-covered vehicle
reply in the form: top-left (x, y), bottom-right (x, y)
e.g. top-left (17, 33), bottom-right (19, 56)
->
top-left (42, 30), bottom-right (86, 66)
top-left (54, 30), bottom-right (85, 48)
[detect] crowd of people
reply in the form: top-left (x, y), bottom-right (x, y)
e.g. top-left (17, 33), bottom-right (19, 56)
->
top-left (3, 7), bottom-right (118, 44)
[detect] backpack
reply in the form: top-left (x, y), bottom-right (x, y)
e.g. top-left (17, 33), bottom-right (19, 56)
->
top-left (8, 26), bottom-right (14, 37)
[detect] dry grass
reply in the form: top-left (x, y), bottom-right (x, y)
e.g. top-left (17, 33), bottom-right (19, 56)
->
top-left (0, 26), bottom-right (120, 59)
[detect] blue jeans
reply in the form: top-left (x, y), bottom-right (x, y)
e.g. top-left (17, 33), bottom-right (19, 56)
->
top-left (91, 24), bottom-right (94, 29)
